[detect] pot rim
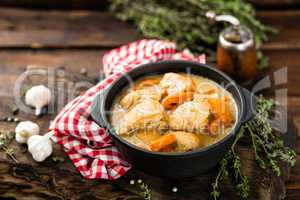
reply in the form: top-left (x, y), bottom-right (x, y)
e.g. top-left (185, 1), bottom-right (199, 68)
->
top-left (98, 60), bottom-right (245, 157)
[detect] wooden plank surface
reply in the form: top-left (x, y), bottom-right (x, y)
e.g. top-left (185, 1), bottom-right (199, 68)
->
top-left (0, 6), bottom-right (298, 200)
top-left (264, 49), bottom-right (300, 96)
top-left (0, 8), bottom-right (139, 48)
top-left (0, 8), bottom-right (298, 50)
top-left (0, 0), bottom-right (300, 10)
top-left (0, 48), bottom-right (298, 98)
top-left (0, 69), bottom-right (296, 199)
top-left (249, 0), bottom-right (300, 8)
top-left (257, 10), bottom-right (300, 50)
top-left (0, 0), bottom-right (109, 10)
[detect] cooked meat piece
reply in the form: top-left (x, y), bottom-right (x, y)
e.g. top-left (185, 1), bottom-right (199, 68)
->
top-left (120, 86), bottom-right (162, 109)
top-left (171, 131), bottom-right (201, 151)
top-left (193, 94), bottom-right (220, 106)
top-left (195, 80), bottom-right (219, 94)
top-left (169, 101), bottom-right (210, 134)
top-left (193, 80), bottom-right (220, 100)
top-left (160, 73), bottom-right (194, 95)
top-left (136, 130), bottom-right (162, 145)
top-left (134, 78), bottom-right (161, 90)
top-left (117, 99), bottom-right (168, 135)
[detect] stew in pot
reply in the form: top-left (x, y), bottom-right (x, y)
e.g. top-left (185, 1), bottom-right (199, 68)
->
top-left (110, 73), bottom-right (237, 153)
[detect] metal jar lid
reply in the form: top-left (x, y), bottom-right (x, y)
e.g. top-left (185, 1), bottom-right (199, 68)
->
top-left (219, 25), bottom-right (254, 52)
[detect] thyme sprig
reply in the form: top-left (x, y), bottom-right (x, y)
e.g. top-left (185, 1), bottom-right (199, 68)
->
top-left (0, 131), bottom-right (18, 163)
top-left (211, 96), bottom-right (296, 199)
top-left (130, 179), bottom-right (152, 200)
top-left (211, 129), bottom-right (249, 200)
top-left (51, 155), bottom-right (65, 163)
top-left (139, 180), bottom-right (152, 200)
top-left (110, 0), bottom-right (276, 68)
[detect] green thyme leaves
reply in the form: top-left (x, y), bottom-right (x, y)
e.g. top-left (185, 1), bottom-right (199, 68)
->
top-left (212, 96), bottom-right (296, 199)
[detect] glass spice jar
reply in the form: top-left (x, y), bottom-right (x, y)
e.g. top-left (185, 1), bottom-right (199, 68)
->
top-left (217, 25), bottom-right (257, 81)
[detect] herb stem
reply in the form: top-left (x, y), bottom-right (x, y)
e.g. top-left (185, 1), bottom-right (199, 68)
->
top-left (211, 96), bottom-right (296, 199)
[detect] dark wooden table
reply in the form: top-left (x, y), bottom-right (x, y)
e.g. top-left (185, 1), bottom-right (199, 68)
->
top-left (0, 2), bottom-right (299, 200)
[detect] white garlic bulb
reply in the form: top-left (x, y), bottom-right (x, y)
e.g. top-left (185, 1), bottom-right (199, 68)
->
top-left (25, 85), bottom-right (51, 116)
top-left (15, 121), bottom-right (40, 144)
top-left (27, 131), bottom-right (53, 162)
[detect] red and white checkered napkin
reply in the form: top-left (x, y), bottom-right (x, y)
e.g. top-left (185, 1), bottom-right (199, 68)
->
top-left (49, 39), bottom-right (205, 180)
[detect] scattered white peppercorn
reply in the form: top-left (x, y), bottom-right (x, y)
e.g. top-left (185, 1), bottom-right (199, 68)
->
top-left (0, 117), bottom-right (19, 123)
top-left (172, 187), bottom-right (178, 193)
top-left (80, 68), bottom-right (87, 76)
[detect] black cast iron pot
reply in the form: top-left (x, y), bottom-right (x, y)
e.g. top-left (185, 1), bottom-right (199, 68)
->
top-left (91, 60), bottom-right (255, 179)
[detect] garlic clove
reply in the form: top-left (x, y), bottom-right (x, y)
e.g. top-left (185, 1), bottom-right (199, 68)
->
top-left (15, 121), bottom-right (39, 144)
top-left (27, 131), bottom-right (53, 162)
top-left (25, 85), bottom-right (51, 116)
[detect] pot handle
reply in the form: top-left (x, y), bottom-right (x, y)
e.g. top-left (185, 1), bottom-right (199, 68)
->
top-left (91, 89), bottom-right (108, 129)
top-left (239, 86), bottom-right (256, 123)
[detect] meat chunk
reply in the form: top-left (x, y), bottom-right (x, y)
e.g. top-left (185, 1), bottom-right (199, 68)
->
top-left (120, 86), bottom-right (162, 109)
top-left (136, 130), bottom-right (162, 145)
top-left (123, 135), bottom-right (149, 150)
top-left (171, 131), bottom-right (201, 151)
top-left (133, 78), bottom-right (161, 90)
top-left (195, 80), bottom-right (219, 94)
top-left (160, 73), bottom-right (194, 95)
top-left (117, 100), bottom-right (168, 135)
top-left (169, 101), bottom-right (210, 134)
top-left (193, 80), bottom-right (220, 100)
top-left (125, 131), bottom-right (201, 152)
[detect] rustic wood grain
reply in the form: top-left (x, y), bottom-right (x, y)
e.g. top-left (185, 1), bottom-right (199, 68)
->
top-left (0, 8), bottom-right (299, 51)
top-left (257, 10), bottom-right (300, 50)
top-left (0, 50), bottom-right (105, 99)
top-left (0, 161), bottom-right (141, 200)
top-left (0, 0), bottom-right (109, 10)
top-left (249, 0), bottom-right (300, 8)
top-left (0, 8), bottom-right (140, 48)
top-left (0, 113), bottom-right (294, 200)
top-left (0, 0), bottom-right (299, 10)
top-left (0, 48), bottom-right (298, 97)
top-left (261, 49), bottom-right (300, 96)
top-left (0, 5), bottom-right (298, 200)
top-left (0, 65), bottom-right (297, 200)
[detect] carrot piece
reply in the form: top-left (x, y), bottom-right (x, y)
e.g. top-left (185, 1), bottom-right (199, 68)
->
top-left (219, 114), bottom-right (233, 124)
top-left (149, 134), bottom-right (177, 152)
top-left (208, 97), bottom-right (231, 118)
top-left (161, 91), bottom-right (194, 110)
top-left (161, 89), bottom-right (168, 98)
top-left (207, 97), bottom-right (234, 136)
top-left (134, 78), bottom-right (160, 90)
top-left (208, 115), bottom-right (233, 136)
top-left (208, 98), bottom-right (221, 116)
